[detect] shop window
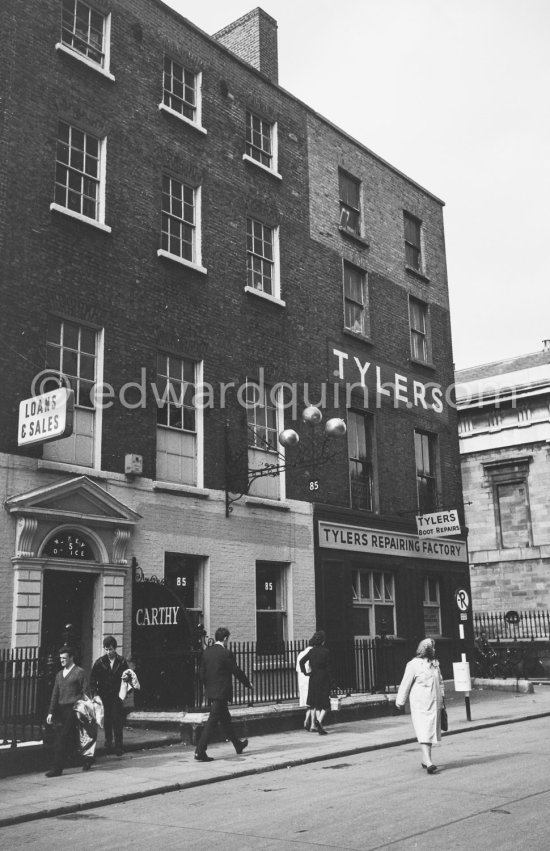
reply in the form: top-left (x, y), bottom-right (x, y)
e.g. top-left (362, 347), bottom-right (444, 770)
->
top-left (43, 316), bottom-right (101, 468)
top-left (164, 552), bottom-right (204, 616)
top-left (256, 562), bottom-right (286, 653)
top-left (423, 577), bottom-right (441, 636)
top-left (347, 410), bottom-right (375, 511)
top-left (351, 569), bottom-right (395, 637)
top-left (414, 429), bottom-right (438, 513)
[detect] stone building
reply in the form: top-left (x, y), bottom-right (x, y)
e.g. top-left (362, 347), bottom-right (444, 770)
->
top-left (1, 0), bottom-right (468, 689)
top-left (456, 342), bottom-right (550, 613)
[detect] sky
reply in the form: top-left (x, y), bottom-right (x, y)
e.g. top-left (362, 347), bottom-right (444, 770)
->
top-left (163, 0), bottom-right (549, 370)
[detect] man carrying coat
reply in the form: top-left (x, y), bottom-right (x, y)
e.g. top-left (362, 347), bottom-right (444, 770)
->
top-left (90, 636), bottom-right (128, 755)
top-left (194, 626), bottom-right (253, 762)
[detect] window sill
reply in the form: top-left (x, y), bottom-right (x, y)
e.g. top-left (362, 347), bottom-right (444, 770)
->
top-left (343, 329), bottom-right (373, 345)
top-left (158, 103), bottom-right (207, 135)
top-left (50, 203), bottom-right (112, 233)
top-left (338, 227), bottom-right (369, 249)
top-left (405, 265), bottom-right (430, 283)
top-left (242, 154), bottom-right (282, 181)
top-left (409, 357), bottom-right (436, 371)
top-left (244, 496), bottom-right (290, 511)
top-left (55, 43), bottom-right (115, 81)
top-left (157, 249), bottom-right (207, 275)
top-left (244, 286), bottom-right (286, 307)
top-left (152, 481), bottom-right (209, 498)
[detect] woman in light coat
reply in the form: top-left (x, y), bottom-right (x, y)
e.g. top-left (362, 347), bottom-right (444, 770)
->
top-left (395, 638), bottom-right (445, 774)
top-left (296, 639), bottom-right (314, 731)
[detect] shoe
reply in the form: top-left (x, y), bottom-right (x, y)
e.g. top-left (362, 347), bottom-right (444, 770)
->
top-left (304, 719), bottom-right (311, 731)
top-left (45, 769), bottom-right (62, 778)
top-left (194, 752), bottom-right (214, 762)
top-left (82, 759), bottom-right (93, 771)
top-left (317, 725), bottom-right (328, 735)
top-left (426, 764), bottom-right (438, 774)
top-left (104, 742), bottom-right (114, 753)
top-left (421, 763), bottom-right (427, 768)
top-left (235, 739), bottom-right (248, 755)
top-left (115, 748), bottom-right (123, 757)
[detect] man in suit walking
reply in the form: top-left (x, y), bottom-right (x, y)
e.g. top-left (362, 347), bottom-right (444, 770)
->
top-left (45, 646), bottom-right (88, 777)
top-left (195, 626), bottom-right (252, 762)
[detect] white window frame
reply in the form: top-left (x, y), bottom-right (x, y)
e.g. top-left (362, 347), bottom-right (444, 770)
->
top-left (246, 381), bottom-right (285, 500)
top-left (244, 218), bottom-right (284, 305)
top-left (404, 211), bottom-right (423, 273)
top-left (409, 296), bottom-right (430, 363)
top-left (155, 354), bottom-right (203, 487)
top-left (158, 59), bottom-right (206, 135)
top-left (343, 261), bottom-right (369, 337)
top-left (339, 169), bottom-right (362, 237)
top-left (243, 112), bottom-right (281, 179)
top-left (157, 177), bottom-right (207, 274)
top-left (256, 561), bottom-right (288, 651)
top-left (423, 577), bottom-right (442, 636)
top-left (50, 122), bottom-right (111, 232)
top-left (56, 0), bottom-right (114, 80)
top-left (351, 569), bottom-right (395, 637)
top-left (43, 320), bottom-right (103, 470)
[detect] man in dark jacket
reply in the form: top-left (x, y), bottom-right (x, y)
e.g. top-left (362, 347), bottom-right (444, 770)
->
top-left (90, 636), bottom-right (128, 755)
top-left (45, 646), bottom-right (88, 777)
top-left (195, 626), bottom-right (252, 762)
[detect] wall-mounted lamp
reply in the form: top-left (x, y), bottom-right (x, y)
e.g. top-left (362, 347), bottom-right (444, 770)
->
top-left (224, 405), bottom-right (347, 516)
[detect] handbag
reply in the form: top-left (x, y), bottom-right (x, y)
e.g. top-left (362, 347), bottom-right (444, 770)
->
top-left (440, 701), bottom-right (448, 732)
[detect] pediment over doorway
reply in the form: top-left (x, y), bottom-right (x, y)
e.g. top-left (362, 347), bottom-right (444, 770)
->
top-left (5, 476), bottom-right (141, 563)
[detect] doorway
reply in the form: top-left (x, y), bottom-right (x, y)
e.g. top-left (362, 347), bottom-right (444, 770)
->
top-left (41, 570), bottom-right (97, 672)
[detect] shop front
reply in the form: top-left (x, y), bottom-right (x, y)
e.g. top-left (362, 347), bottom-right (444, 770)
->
top-left (314, 508), bottom-right (471, 682)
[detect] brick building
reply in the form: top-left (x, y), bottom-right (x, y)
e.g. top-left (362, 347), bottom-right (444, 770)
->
top-left (1, 0), bottom-right (468, 688)
top-left (456, 343), bottom-right (550, 613)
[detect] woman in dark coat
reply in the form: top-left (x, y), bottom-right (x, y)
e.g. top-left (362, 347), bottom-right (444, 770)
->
top-left (299, 630), bottom-right (331, 734)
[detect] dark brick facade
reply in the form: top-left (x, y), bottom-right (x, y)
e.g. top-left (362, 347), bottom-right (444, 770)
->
top-left (0, 0), bottom-right (469, 664)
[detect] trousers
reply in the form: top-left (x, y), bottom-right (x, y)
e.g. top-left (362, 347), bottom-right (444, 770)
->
top-left (196, 699), bottom-right (239, 754)
top-left (102, 694), bottom-right (124, 747)
top-left (51, 703), bottom-right (78, 770)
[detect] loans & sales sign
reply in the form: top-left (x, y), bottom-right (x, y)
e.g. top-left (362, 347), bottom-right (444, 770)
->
top-left (18, 388), bottom-right (74, 446)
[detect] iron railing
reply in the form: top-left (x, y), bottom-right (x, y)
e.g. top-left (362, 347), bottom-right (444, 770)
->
top-left (473, 610), bottom-right (550, 641)
top-left (1, 639), bottom-right (404, 743)
top-left (0, 648), bottom-right (56, 747)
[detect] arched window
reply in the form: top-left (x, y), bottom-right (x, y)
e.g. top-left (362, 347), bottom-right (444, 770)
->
top-left (43, 530), bottom-right (95, 560)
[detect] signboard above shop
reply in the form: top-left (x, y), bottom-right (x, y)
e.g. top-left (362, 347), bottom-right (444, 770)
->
top-left (18, 388), bottom-right (74, 447)
top-left (318, 521), bottom-right (467, 563)
top-left (416, 509), bottom-right (461, 538)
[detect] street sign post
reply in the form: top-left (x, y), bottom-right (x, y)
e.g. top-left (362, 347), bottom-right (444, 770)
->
top-left (454, 586), bottom-right (472, 721)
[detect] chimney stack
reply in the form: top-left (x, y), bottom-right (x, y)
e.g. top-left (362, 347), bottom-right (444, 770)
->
top-left (213, 8), bottom-right (278, 84)
top-left (543, 339), bottom-right (550, 352)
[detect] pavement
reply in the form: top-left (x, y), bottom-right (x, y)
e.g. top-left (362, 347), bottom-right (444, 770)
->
top-left (2, 680), bottom-right (550, 829)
